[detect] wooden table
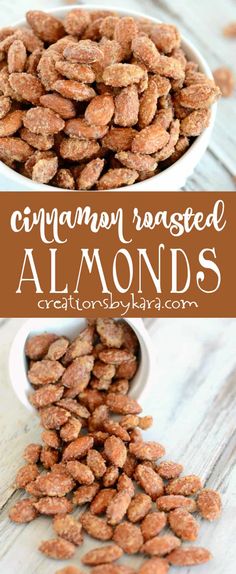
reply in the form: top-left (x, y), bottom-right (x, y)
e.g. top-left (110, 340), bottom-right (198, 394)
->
top-left (0, 0), bottom-right (235, 190)
top-left (0, 317), bottom-right (235, 573)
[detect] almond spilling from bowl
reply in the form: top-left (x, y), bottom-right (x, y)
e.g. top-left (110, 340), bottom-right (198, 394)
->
top-left (0, 9), bottom-right (220, 188)
top-left (9, 317), bottom-right (221, 574)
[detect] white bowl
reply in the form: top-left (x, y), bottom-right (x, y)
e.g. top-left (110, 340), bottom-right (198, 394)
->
top-left (8, 317), bottom-right (155, 411)
top-left (0, 5), bottom-right (217, 191)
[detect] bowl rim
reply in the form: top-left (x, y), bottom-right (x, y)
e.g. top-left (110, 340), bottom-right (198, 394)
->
top-left (0, 3), bottom-right (217, 191)
top-left (8, 316), bottom-right (156, 411)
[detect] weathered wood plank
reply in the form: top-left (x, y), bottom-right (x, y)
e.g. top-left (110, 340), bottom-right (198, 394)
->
top-left (183, 149), bottom-right (235, 191)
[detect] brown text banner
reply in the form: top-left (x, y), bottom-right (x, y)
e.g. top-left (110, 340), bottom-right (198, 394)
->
top-left (0, 192), bottom-right (235, 317)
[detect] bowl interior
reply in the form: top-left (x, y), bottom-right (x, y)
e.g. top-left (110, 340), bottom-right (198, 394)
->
top-left (0, 4), bottom-right (216, 191)
top-left (9, 317), bottom-right (152, 411)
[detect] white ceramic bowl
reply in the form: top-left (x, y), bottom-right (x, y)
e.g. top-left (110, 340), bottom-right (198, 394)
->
top-left (0, 5), bottom-right (217, 191)
top-left (9, 317), bottom-right (155, 411)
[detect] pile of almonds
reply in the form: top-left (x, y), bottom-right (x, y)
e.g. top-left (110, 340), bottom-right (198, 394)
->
top-left (9, 319), bottom-right (221, 574)
top-left (0, 9), bottom-right (221, 189)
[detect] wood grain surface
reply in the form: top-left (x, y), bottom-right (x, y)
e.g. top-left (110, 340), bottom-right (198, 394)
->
top-left (0, 0), bottom-right (235, 190)
top-left (0, 317), bottom-right (235, 573)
